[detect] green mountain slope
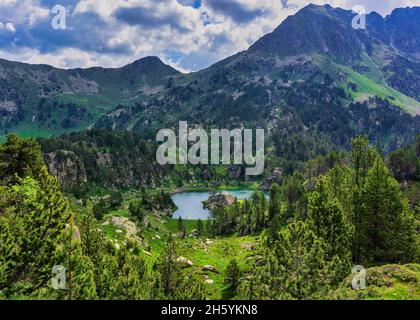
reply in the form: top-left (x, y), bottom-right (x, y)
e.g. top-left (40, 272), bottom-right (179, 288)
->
top-left (1, 5), bottom-right (420, 156)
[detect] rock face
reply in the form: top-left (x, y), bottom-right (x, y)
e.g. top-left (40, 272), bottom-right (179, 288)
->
top-left (204, 192), bottom-right (235, 210)
top-left (41, 131), bottom-right (167, 192)
top-left (260, 168), bottom-right (283, 191)
top-left (45, 150), bottom-right (87, 190)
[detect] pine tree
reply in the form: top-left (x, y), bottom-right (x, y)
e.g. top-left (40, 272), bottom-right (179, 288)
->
top-left (78, 211), bottom-right (106, 296)
top-left (196, 219), bottom-right (204, 237)
top-left (349, 136), bottom-right (377, 263)
top-left (112, 249), bottom-right (150, 300)
top-left (10, 168), bottom-right (69, 288)
top-left (254, 221), bottom-right (330, 300)
top-left (128, 200), bottom-right (146, 222)
top-left (92, 201), bottom-right (106, 220)
top-left (109, 191), bottom-right (123, 208)
top-left (54, 217), bottom-right (97, 300)
top-left (155, 235), bottom-right (181, 298)
top-left (268, 183), bottom-right (282, 222)
top-left (224, 259), bottom-right (241, 292)
top-left (269, 216), bottom-right (282, 242)
top-left (307, 176), bottom-right (353, 282)
top-left (0, 134), bottom-right (45, 185)
top-left (0, 213), bottom-right (18, 289)
top-left (178, 216), bottom-right (183, 234)
top-left (362, 157), bottom-right (417, 263)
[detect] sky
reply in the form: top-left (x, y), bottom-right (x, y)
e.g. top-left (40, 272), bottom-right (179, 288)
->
top-left (0, 0), bottom-right (419, 72)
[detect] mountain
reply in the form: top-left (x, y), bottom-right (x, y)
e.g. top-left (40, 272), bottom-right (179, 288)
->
top-left (1, 5), bottom-right (420, 162)
top-left (0, 56), bottom-right (179, 136)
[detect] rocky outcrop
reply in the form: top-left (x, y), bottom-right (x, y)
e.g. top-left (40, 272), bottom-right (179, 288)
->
top-left (103, 216), bottom-right (144, 244)
top-left (41, 132), bottom-right (167, 191)
top-left (260, 168), bottom-right (283, 191)
top-left (203, 192), bottom-right (235, 210)
top-left (45, 150), bottom-right (87, 190)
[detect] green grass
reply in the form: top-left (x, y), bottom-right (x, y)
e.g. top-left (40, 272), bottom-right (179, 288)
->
top-left (336, 64), bottom-right (420, 115)
top-left (173, 235), bottom-right (258, 299)
top-left (164, 217), bottom-right (201, 234)
top-left (337, 264), bottom-right (420, 300)
top-left (68, 187), bottom-right (420, 300)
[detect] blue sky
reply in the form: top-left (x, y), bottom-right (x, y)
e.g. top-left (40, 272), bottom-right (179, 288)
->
top-left (0, 0), bottom-right (418, 71)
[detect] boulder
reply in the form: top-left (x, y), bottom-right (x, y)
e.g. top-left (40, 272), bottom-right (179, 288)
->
top-left (204, 192), bottom-right (235, 210)
top-left (177, 256), bottom-right (194, 267)
top-left (111, 216), bottom-right (138, 237)
top-left (202, 265), bottom-right (219, 274)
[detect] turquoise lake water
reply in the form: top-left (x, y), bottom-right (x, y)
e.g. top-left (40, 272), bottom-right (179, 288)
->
top-left (171, 189), bottom-right (261, 220)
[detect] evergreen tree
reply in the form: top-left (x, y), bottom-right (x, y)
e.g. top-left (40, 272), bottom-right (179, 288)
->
top-left (254, 221), bottom-right (330, 300)
top-left (349, 136), bottom-right (377, 263)
top-left (109, 191), bottom-right (123, 209)
top-left (196, 219), bottom-right (204, 237)
top-left (54, 218), bottom-right (97, 300)
top-left (280, 173), bottom-right (307, 220)
top-left (362, 157), bottom-right (417, 263)
top-left (79, 211), bottom-right (106, 295)
top-left (11, 169), bottom-right (69, 288)
top-left (267, 215), bottom-right (281, 244)
top-left (268, 183), bottom-right (282, 222)
top-left (112, 249), bottom-right (150, 300)
top-left (154, 235), bottom-right (181, 298)
top-left (178, 216), bottom-right (183, 234)
top-left (129, 200), bottom-right (146, 222)
top-left (307, 176), bottom-right (353, 282)
top-left (0, 134), bottom-right (45, 185)
top-left (0, 213), bottom-right (18, 289)
top-left (92, 200), bottom-right (106, 220)
top-left (224, 259), bottom-right (241, 292)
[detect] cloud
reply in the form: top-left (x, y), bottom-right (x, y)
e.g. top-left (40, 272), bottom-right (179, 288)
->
top-left (114, 3), bottom-right (191, 31)
top-left (0, 0), bottom-right (419, 71)
top-left (204, 0), bottom-right (265, 23)
top-left (0, 21), bottom-right (16, 32)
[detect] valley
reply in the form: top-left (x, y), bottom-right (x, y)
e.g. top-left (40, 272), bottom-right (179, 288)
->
top-left (0, 4), bottom-right (419, 302)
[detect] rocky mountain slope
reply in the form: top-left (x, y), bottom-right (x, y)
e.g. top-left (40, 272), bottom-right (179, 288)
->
top-left (0, 56), bottom-right (179, 136)
top-left (1, 5), bottom-right (420, 159)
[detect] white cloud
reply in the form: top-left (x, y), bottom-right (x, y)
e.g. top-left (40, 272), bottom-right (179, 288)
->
top-left (0, 21), bottom-right (15, 32)
top-left (0, 0), bottom-right (419, 71)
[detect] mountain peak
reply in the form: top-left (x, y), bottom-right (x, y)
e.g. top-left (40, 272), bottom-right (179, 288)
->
top-left (249, 4), bottom-right (363, 63)
top-left (126, 56), bottom-right (167, 68)
top-left (122, 56), bottom-right (180, 75)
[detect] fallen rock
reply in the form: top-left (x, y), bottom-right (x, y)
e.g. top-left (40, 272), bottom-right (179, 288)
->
top-left (177, 256), bottom-right (194, 267)
top-left (202, 265), bottom-right (219, 274)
